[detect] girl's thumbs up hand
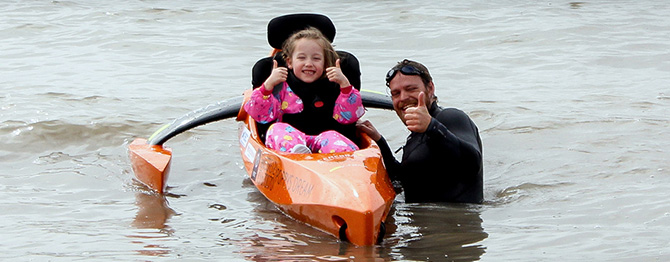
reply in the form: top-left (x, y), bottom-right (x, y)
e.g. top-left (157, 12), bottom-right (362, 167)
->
top-left (327, 59), bottom-right (351, 88)
top-left (264, 59), bottom-right (288, 91)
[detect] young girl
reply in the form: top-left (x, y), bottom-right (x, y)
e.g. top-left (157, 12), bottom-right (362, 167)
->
top-left (243, 27), bottom-right (365, 154)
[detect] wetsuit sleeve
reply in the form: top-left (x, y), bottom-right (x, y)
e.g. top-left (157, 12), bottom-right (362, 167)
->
top-left (375, 136), bottom-right (401, 181)
top-left (243, 84), bottom-right (281, 124)
top-left (426, 109), bottom-right (483, 175)
top-left (333, 86), bottom-right (365, 124)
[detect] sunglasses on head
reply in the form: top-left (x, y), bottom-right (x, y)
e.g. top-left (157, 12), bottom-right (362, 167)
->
top-left (385, 65), bottom-right (424, 84)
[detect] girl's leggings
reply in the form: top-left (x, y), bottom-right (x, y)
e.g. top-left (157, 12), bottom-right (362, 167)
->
top-left (265, 122), bottom-right (359, 153)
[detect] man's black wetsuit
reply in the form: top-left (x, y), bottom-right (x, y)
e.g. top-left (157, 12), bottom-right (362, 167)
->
top-left (376, 101), bottom-right (483, 204)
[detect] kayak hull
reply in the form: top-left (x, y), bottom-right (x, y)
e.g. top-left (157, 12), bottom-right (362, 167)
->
top-left (128, 138), bottom-right (172, 194)
top-left (236, 91), bottom-right (396, 246)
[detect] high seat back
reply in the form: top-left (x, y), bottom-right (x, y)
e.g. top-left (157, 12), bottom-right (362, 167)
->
top-left (251, 13), bottom-right (361, 90)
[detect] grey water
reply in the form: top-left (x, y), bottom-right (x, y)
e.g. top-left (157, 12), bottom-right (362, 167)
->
top-left (2, 1), bottom-right (669, 261)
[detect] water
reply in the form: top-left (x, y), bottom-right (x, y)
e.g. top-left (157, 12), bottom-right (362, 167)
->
top-left (2, 1), bottom-right (669, 261)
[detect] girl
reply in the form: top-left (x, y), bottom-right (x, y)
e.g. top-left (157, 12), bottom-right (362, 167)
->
top-left (243, 27), bottom-right (365, 154)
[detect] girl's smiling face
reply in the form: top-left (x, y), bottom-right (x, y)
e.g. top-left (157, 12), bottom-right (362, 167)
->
top-left (286, 38), bottom-right (325, 83)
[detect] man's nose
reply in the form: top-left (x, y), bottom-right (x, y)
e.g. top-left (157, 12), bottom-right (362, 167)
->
top-left (399, 91), bottom-right (410, 101)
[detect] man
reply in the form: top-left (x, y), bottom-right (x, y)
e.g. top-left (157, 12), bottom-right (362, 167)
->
top-left (358, 59), bottom-right (483, 204)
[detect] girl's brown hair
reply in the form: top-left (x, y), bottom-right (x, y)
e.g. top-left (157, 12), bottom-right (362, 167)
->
top-left (282, 27), bottom-right (339, 69)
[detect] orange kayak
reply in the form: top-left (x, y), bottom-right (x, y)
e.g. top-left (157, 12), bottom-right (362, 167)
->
top-left (236, 90), bottom-right (396, 246)
top-left (128, 90), bottom-right (395, 245)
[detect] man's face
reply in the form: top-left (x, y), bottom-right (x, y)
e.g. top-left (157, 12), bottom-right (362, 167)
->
top-left (387, 73), bottom-right (434, 125)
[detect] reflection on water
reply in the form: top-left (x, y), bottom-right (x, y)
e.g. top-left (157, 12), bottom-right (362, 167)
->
top-left (128, 189), bottom-right (177, 257)
top-left (233, 180), bottom-right (388, 261)
top-left (236, 181), bottom-right (348, 261)
top-left (385, 203), bottom-right (487, 261)
top-left (131, 190), bottom-right (176, 229)
top-left (236, 178), bottom-right (487, 261)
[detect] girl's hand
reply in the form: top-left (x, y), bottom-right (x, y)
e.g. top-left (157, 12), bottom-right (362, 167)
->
top-left (326, 59), bottom-right (351, 88)
top-left (263, 59), bottom-right (288, 91)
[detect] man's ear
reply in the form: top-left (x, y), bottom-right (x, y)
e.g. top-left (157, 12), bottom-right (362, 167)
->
top-left (426, 81), bottom-right (439, 103)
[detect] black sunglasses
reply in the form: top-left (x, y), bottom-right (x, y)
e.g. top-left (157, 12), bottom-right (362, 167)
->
top-left (385, 65), bottom-right (424, 84)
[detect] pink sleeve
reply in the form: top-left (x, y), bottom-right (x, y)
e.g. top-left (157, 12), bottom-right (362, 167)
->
top-left (243, 85), bottom-right (281, 124)
top-left (333, 86), bottom-right (365, 124)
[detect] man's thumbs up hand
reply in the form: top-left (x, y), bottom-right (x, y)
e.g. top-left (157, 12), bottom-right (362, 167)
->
top-left (404, 91), bottom-right (431, 133)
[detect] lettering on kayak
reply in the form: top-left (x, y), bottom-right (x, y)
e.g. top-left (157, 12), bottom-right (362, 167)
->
top-left (318, 153), bottom-right (354, 162)
top-left (283, 172), bottom-right (314, 197)
top-left (255, 157), bottom-right (314, 197)
top-left (262, 159), bottom-right (282, 191)
top-left (253, 154), bottom-right (275, 189)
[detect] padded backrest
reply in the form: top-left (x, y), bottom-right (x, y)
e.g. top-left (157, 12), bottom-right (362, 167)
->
top-left (253, 13), bottom-right (360, 90)
top-left (267, 13), bottom-right (336, 50)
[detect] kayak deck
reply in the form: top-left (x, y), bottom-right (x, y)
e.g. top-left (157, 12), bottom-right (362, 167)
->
top-left (236, 91), bottom-right (396, 245)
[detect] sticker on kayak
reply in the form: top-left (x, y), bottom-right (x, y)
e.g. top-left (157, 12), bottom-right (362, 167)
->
top-left (250, 149), bottom-right (262, 181)
top-left (240, 127), bottom-right (251, 147)
top-left (244, 142), bottom-right (256, 163)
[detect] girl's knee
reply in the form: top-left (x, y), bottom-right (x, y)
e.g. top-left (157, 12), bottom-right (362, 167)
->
top-left (265, 123), bottom-right (307, 152)
top-left (311, 130), bottom-right (359, 153)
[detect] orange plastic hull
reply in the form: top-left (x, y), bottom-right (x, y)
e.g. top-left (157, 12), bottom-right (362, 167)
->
top-left (128, 138), bottom-right (172, 194)
top-left (236, 91), bottom-right (396, 246)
